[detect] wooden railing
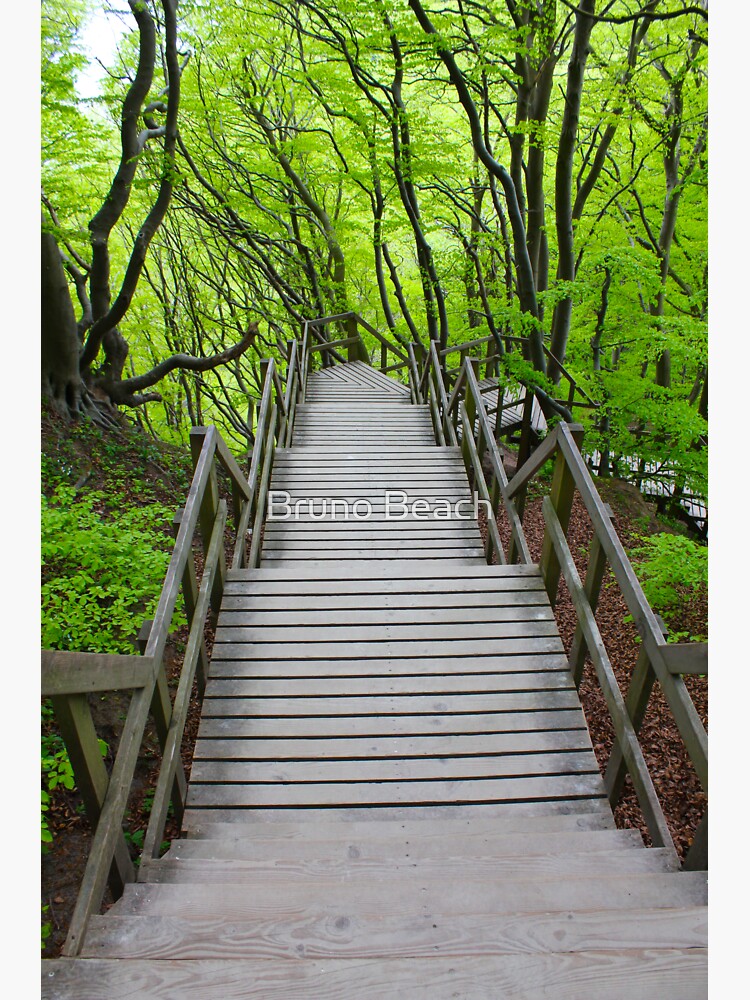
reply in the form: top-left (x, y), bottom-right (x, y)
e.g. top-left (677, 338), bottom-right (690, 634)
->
top-left (415, 353), bottom-right (708, 871)
top-left (302, 311), bottom-right (410, 377)
top-left (40, 337), bottom-right (312, 955)
top-left (438, 332), bottom-right (598, 419)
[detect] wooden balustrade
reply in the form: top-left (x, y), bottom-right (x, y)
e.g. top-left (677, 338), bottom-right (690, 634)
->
top-left (40, 334), bottom-right (313, 955)
top-left (419, 352), bottom-right (708, 873)
top-left (301, 312), bottom-right (409, 373)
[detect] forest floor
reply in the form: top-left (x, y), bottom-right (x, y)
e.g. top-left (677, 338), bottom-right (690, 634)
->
top-left (40, 409), bottom-right (707, 957)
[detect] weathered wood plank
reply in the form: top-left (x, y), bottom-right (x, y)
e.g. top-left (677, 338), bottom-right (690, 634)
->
top-left (227, 562), bottom-right (541, 581)
top-left (186, 772), bottom-right (606, 808)
top-left (203, 675), bottom-right (573, 702)
top-left (164, 826), bottom-right (642, 862)
top-left (189, 751), bottom-right (599, 785)
top-left (41, 651), bottom-right (154, 696)
top-left (43, 950), bottom-right (708, 999)
top-left (110, 871), bottom-right (707, 919)
top-left (213, 637), bottom-right (562, 672)
top-left (192, 730), bottom-right (592, 761)
top-left (213, 620), bottom-right (560, 644)
top-left (201, 689), bottom-right (581, 719)
top-left (261, 549), bottom-right (486, 562)
top-left (660, 642), bottom-right (708, 676)
top-left (183, 804), bottom-right (616, 838)
top-left (80, 906), bottom-right (706, 963)
top-left (150, 847), bottom-right (677, 888)
top-left (209, 636), bottom-right (565, 661)
top-left (208, 652), bottom-right (569, 678)
top-left (217, 605), bottom-right (554, 626)
top-left (220, 591), bottom-right (550, 611)
top-left (196, 709), bottom-right (588, 739)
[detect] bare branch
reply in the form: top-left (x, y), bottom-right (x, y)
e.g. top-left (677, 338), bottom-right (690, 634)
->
top-left (111, 322), bottom-right (258, 401)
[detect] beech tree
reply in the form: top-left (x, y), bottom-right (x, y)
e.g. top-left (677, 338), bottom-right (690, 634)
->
top-left (41, 0), bottom-right (256, 422)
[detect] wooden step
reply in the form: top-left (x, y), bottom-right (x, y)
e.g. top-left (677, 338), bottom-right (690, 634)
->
top-left (80, 905), bottom-right (707, 961)
top-left (202, 671), bottom-right (571, 696)
top-left (188, 750), bottom-right (600, 785)
top-left (41, 950), bottom-right (709, 999)
top-left (194, 709), bottom-right (590, 739)
top-left (109, 871), bottom-right (707, 920)
top-left (204, 652), bottom-right (570, 678)
top-left (184, 772), bottom-right (607, 810)
top-left (192, 730), bottom-right (594, 761)
top-left (182, 804), bottom-right (617, 839)
top-left (226, 562), bottom-right (543, 582)
top-left (216, 603), bottom-right (554, 626)
top-left (142, 848), bottom-right (678, 886)
top-left (162, 828), bottom-right (644, 863)
top-left (261, 552), bottom-right (487, 564)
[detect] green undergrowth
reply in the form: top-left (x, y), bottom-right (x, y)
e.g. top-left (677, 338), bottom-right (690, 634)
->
top-left (630, 532), bottom-right (708, 642)
top-left (41, 409), bottom-right (191, 870)
top-left (41, 484), bottom-right (184, 652)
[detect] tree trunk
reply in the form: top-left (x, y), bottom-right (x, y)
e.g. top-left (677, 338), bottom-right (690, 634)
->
top-left (548, 0), bottom-right (596, 382)
top-left (41, 226), bottom-right (83, 413)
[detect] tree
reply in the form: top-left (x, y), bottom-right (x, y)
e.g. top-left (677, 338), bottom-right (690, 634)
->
top-left (41, 0), bottom-right (256, 422)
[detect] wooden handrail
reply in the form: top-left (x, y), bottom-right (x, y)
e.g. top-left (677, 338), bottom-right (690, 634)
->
top-left (140, 499), bottom-right (228, 870)
top-left (41, 352), bottom-right (304, 954)
top-left (462, 363), bottom-right (531, 565)
top-left (406, 344), bottom-right (423, 405)
top-left (555, 422), bottom-right (708, 791)
top-left (418, 354), bottom-right (707, 868)
top-left (459, 402), bottom-right (505, 564)
top-left (438, 332), bottom-right (597, 411)
top-left (232, 360), bottom-right (276, 569)
top-left (41, 651), bottom-right (155, 696)
top-left (302, 312), bottom-right (408, 371)
top-left (309, 335), bottom-right (361, 354)
top-left (542, 498), bottom-right (679, 865)
top-left (429, 341), bottom-right (458, 448)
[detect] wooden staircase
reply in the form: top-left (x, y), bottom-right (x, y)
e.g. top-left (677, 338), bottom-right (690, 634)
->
top-left (42, 358), bottom-right (707, 998)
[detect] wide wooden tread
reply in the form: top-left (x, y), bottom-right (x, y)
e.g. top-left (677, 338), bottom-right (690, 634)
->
top-left (42, 950), bottom-right (708, 999)
top-left (80, 904), bottom-right (706, 961)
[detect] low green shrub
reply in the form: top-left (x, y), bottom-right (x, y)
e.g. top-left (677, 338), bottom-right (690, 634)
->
top-left (632, 532), bottom-right (708, 612)
top-left (41, 485), bottom-right (185, 849)
top-left (41, 485), bottom-right (184, 653)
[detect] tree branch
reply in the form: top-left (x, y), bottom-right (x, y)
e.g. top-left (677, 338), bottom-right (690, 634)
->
top-left (110, 322), bottom-right (258, 400)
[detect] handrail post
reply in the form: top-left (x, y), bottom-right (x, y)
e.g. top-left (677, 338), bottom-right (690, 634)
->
top-left (683, 812), bottom-right (707, 871)
top-left (568, 508), bottom-right (613, 688)
top-left (50, 693), bottom-right (135, 898)
top-left (189, 429), bottom-right (226, 615)
top-left (513, 388), bottom-right (536, 524)
top-left (171, 510), bottom-right (209, 697)
top-left (345, 313), bottom-right (358, 362)
top-left (136, 620), bottom-right (187, 820)
top-left (248, 403), bottom-right (278, 567)
top-left (539, 423), bottom-right (584, 606)
top-left (407, 344), bottom-right (423, 405)
top-left (244, 397), bottom-right (254, 475)
top-left (460, 358), bottom-right (479, 489)
top-left (604, 614), bottom-right (669, 805)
